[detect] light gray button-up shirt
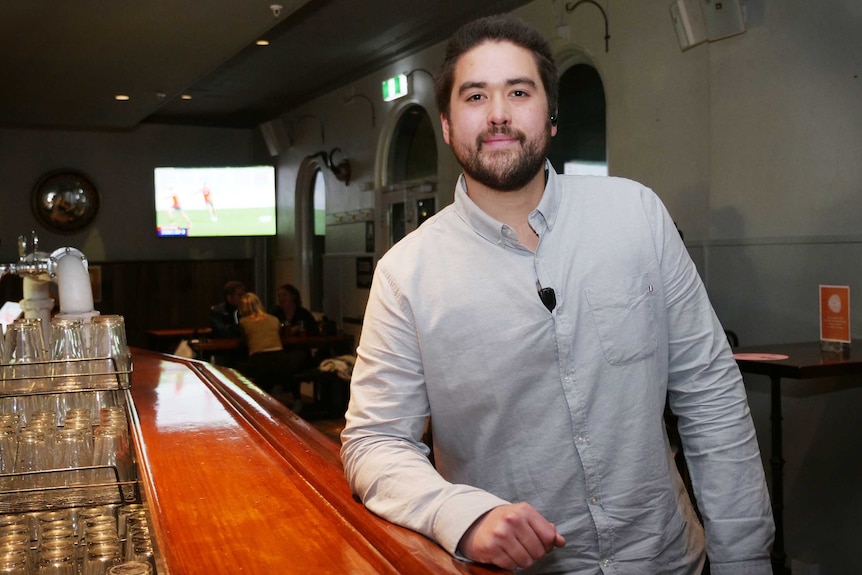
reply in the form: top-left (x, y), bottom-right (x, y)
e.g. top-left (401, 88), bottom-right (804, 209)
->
top-left (341, 166), bottom-right (774, 574)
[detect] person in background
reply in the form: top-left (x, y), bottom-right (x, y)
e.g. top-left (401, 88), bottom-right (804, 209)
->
top-left (210, 280), bottom-right (245, 338)
top-left (237, 292), bottom-right (307, 410)
top-left (340, 14), bottom-right (773, 574)
top-left (270, 283), bottom-right (319, 336)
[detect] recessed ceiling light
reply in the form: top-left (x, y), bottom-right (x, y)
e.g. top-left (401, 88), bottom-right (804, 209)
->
top-left (256, 39), bottom-right (270, 46)
top-left (181, 94), bottom-right (192, 100)
top-left (114, 94), bottom-right (130, 101)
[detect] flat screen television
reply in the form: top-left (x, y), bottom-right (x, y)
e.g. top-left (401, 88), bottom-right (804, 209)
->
top-left (154, 165), bottom-right (276, 237)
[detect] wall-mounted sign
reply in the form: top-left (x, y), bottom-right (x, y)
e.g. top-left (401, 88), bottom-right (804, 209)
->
top-left (382, 74), bottom-right (409, 102)
top-left (356, 257), bottom-right (374, 289)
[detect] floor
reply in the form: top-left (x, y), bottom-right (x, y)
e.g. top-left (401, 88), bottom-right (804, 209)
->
top-left (306, 413), bottom-right (346, 444)
top-left (295, 381), bottom-right (346, 444)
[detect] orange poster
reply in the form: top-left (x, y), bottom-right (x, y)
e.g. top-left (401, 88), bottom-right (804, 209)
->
top-left (820, 285), bottom-right (850, 343)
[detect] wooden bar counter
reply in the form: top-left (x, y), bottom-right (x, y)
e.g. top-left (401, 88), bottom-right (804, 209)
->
top-left (128, 348), bottom-right (506, 574)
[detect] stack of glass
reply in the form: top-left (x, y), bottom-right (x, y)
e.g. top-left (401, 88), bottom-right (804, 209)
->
top-left (0, 503), bottom-right (155, 574)
top-left (0, 314), bottom-right (152, 573)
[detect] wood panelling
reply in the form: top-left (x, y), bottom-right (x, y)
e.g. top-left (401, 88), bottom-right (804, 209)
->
top-left (95, 260), bottom-right (255, 349)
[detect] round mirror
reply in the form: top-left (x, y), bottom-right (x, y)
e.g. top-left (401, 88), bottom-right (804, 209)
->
top-left (31, 170), bottom-right (100, 233)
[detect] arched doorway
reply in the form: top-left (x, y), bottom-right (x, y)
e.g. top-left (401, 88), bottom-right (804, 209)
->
top-left (295, 156), bottom-right (327, 312)
top-left (380, 104), bottom-right (438, 249)
top-left (548, 63), bottom-right (607, 176)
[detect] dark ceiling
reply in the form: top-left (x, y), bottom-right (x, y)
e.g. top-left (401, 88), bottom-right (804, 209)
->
top-left (0, 0), bottom-right (532, 132)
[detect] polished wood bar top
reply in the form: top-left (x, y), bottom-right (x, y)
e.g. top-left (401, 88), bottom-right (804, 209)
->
top-left (188, 333), bottom-right (354, 353)
top-left (733, 340), bottom-right (862, 379)
top-left (128, 349), bottom-right (502, 574)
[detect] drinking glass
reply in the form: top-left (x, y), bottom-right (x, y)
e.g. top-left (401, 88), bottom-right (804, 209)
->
top-left (93, 427), bottom-right (131, 485)
top-left (76, 507), bottom-right (114, 547)
top-left (82, 517), bottom-right (118, 543)
top-left (117, 505), bottom-right (145, 539)
top-left (0, 547), bottom-right (28, 575)
top-left (83, 540), bottom-right (122, 575)
top-left (36, 511), bottom-right (74, 545)
top-left (107, 561), bottom-right (152, 575)
top-left (13, 429), bottom-right (52, 490)
top-left (0, 523), bottom-right (29, 542)
top-left (54, 428), bottom-right (93, 486)
top-left (0, 428), bottom-right (16, 475)
top-left (124, 534), bottom-right (153, 567)
top-left (0, 525), bottom-right (30, 573)
top-left (50, 317), bottom-right (87, 391)
top-left (36, 542), bottom-right (77, 574)
top-left (89, 316), bottom-right (131, 387)
top-left (4, 320), bottom-right (47, 393)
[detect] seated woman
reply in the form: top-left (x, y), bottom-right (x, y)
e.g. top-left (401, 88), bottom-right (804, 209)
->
top-left (270, 283), bottom-right (319, 336)
top-left (237, 292), bottom-right (307, 410)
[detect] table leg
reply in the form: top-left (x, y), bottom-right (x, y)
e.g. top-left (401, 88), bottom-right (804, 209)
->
top-left (770, 375), bottom-right (788, 574)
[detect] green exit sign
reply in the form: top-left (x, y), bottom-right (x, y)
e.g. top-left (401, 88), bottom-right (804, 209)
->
top-left (382, 74), bottom-right (409, 102)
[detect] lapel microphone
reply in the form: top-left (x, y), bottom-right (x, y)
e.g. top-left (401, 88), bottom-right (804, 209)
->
top-left (538, 287), bottom-right (556, 312)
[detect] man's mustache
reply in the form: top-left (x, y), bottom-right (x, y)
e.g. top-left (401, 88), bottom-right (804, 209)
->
top-left (476, 126), bottom-right (526, 149)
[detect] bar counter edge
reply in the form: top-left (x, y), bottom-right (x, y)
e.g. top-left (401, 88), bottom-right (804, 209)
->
top-left (128, 348), bottom-right (507, 575)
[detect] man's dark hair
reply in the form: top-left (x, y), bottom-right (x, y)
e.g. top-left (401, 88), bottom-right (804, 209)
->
top-left (223, 280), bottom-right (245, 298)
top-left (434, 14), bottom-right (558, 119)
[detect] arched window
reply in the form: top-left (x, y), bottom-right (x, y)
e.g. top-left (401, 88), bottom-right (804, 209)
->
top-left (308, 169), bottom-right (326, 311)
top-left (548, 63), bottom-right (607, 176)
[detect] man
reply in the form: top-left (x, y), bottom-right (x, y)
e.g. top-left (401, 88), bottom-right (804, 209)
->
top-left (341, 14), bottom-right (774, 574)
top-left (210, 280), bottom-right (245, 338)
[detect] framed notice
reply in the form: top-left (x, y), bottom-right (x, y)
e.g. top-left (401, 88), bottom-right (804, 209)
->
top-left (356, 257), bottom-right (374, 289)
top-left (819, 284), bottom-right (850, 343)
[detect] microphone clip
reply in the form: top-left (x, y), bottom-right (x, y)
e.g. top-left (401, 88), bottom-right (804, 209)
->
top-left (538, 287), bottom-right (556, 313)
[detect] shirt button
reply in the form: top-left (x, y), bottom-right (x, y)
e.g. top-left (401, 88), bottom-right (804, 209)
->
top-left (589, 496), bottom-right (599, 505)
top-left (601, 558), bottom-right (611, 567)
top-left (576, 435), bottom-right (586, 444)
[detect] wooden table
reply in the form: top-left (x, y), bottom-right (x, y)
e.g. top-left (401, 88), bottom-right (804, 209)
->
top-left (189, 334), bottom-right (355, 362)
top-left (734, 341), bottom-right (862, 574)
top-left (128, 349), bottom-right (505, 574)
top-left (145, 327), bottom-right (211, 353)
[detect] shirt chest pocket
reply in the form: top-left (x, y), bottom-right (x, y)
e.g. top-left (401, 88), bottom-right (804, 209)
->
top-left (584, 274), bottom-right (658, 366)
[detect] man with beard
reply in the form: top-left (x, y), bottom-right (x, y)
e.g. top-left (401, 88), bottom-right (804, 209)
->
top-left (341, 14), bottom-right (773, 575)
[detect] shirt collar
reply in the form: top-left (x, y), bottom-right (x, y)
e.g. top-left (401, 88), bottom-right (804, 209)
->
top-left (453, 160), bottom-right (561, 247)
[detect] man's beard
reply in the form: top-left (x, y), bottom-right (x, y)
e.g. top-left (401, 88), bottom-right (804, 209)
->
top-left (452, 124), bottom-right (550, 192)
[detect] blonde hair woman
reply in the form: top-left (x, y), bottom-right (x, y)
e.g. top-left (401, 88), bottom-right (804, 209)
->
top-left (237, 292), bottom-right (307, 410)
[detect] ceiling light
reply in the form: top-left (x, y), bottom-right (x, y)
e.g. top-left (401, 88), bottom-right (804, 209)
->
top-left (256, 39), bottom-right (270, 46)
top-left (181, 94), bottom-right (192, 100)
top-left (114, 94), bottom-right (130, 101)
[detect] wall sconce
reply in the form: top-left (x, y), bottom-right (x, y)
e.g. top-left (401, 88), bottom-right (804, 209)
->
top-left (311, 148), bottom-right (351, 186)
top-left (565, 0), bottom-right (610, 53)
top-left (344, 93), bottom-right (376, 128)
top-left (293, 114), bottom-right (325, 144)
